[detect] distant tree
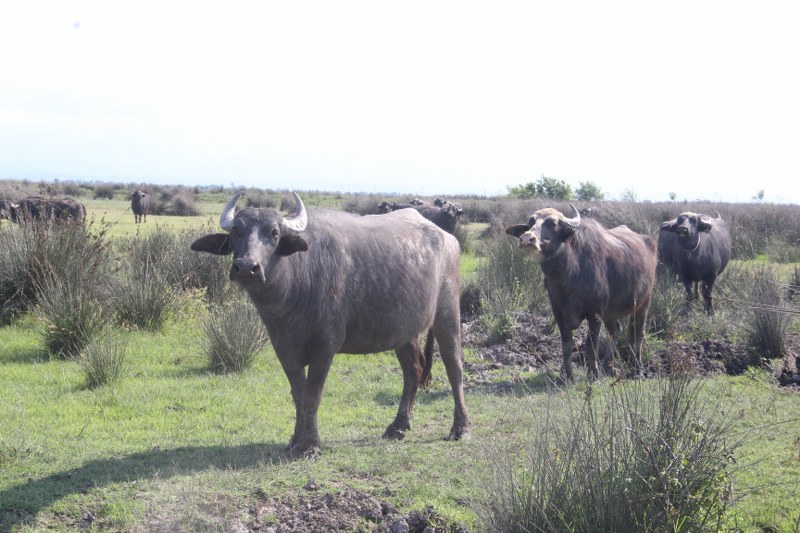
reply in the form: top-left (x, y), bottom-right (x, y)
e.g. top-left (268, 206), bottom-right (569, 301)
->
top-left (620, 188), bottom-right (638, 202)
top-left (575, 181), bottom-right (604, 201)
top-left (753, 189), bottom-right (765, 202)
top-left (668, 192), bottom-right (677, 202)
top-left (507, 175), bottom-right (573, 200)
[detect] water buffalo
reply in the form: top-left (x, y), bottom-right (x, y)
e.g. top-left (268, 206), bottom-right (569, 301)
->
top-left (0, 199), bottom-right (12, 220)
top-left (130, 190), bottom-right (150, 223)
top-left (191, 192), bottom-right (471, 457)
top-left (658, 211), bottom-right (731, 314)
top-left (506, 204), bottom-right (657, 380)
top-left (8, 197), bottom-right (86, 223)
top-left (415, 203), bottom-right (463, 235)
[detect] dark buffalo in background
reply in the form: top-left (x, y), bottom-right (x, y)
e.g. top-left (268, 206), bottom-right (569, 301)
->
top-left (658, 211), bottom-right (731, 314)
top-left (377, 199), bottom-right (464, 235)
top-left (130, 190), bottom-right (150, 223)
top-left (191, 191), bottom-right (471, 457)
top-left (8, 197), bottom-right (86, 223)
top-left (506, 204), bottom-right (657, 380)
top-left (0, 199), bottom-right (12, 220)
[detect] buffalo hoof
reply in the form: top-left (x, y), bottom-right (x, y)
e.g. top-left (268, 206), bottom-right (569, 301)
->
top-left (288, 442), bottom-right (321, 459)
top-left (382, 425), bottom-right (406, 441)
top-left (446, 425), bottom-right (471, 441)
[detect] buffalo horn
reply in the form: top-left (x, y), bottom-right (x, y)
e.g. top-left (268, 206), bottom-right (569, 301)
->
top-left (219, 190), bottom-right (244, 231)
top-left (281, 192), bottom-right (308, 233)
top-left (561, 203), bottom-right (581, 228)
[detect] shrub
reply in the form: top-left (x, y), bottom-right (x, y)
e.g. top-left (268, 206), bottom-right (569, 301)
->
top-left (109, 269), bottom-right (183, 332)
top-left (201, 298), bottom-right (269, 373)
top-left (649, 274), bottom-right (689, 340)
top-left (473, 237), bottom-right (545, 343)
top-left (36, 269), bottom-right (109, 358)
top-left (79, 331), bottom-right (129, 388)
top-left (93, 183), bottom-right (116, 200)
top-left (477, 372), bottom-right (738, 532)
top-left (746, 266), bottom-right (790, 358)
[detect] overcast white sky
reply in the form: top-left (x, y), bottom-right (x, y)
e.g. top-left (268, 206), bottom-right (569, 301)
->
top-left (1, 1), bottom-right (799, 203)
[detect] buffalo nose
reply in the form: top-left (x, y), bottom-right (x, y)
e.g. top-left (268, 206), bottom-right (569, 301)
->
top-left (232, 258), bottom-right (264, 282)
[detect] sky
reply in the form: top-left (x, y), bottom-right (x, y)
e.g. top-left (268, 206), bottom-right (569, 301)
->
top-left (1, 1), bottom-right (799, 204)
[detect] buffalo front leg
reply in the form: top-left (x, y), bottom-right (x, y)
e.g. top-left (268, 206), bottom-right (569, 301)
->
top-left (283, 358), bottom-right (333, 458)
top-left (383, 341), bottom-right (423, 440)
top-left (702, 279), bottom-right (716, 315)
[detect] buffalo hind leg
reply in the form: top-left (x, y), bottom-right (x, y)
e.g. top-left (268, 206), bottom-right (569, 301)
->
top-left (624, 306), bottom-right (648, 377)
top-left (433, 325), bottom-right (471, 441)
top-left (702, 278), bottom-right (716, 315)
top-left (383, 340), bottom-right (424, 440)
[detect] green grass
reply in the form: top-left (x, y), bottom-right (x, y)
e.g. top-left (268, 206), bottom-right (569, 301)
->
top-left (2, 313), bottom-right (799, 532)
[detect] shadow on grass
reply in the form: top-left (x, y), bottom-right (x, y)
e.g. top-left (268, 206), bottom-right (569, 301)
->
top-left (0, 441), bottom-right (287, 532)
top-left (0, 345), bottom-right (50, 365)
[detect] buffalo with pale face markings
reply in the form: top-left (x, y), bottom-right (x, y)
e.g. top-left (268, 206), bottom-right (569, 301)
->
top-left (506, 204), bottom-right (657, 380)
top-left (192, 191), bottom-right (471, 457)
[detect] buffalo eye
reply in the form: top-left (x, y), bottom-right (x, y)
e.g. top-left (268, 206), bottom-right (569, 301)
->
top-left (271, 228), bottom-right (279, 238)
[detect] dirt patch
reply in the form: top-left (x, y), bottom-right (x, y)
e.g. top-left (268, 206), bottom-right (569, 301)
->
top-left (247, 485), bottom-right (468, 533)
top-left (461, 311), bottom-right (800, 388)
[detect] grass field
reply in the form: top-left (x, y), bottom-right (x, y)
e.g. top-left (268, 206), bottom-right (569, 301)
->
top-left (1, 191), bottom-right (799, 531)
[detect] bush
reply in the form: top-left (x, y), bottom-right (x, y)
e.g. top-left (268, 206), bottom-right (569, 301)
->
top-left (477, 372), bottom-right (738, 532)
top-left (201, 298), bottom-right (269, 373)
top-left (109, 269), bottom-right (183, 332)
top-left (79, 332), bottom-right (129, 388)
top-left (36, 269), bottom-right (109, 358)
top-left (746, 266), bottom-right (790, 358)
top-left (93, 183), bottom-right (117, 200)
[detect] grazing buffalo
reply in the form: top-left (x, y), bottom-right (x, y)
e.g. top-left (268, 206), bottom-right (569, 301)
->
top-left (191, 192), bottom-right (471, 457)
top-left (8, 197), bottom-right (86, 223)
top-left (658, 211), bottom-right (731, 314)
top-left (506, 204), bottom-right (657, 380)
top-left (0, 199), bottom-right (12, 220)
top-left (130, 190), bottom-right (150, 223)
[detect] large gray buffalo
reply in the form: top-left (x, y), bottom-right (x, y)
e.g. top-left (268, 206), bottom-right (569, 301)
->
top-left (658, 211), bottom-right (731, 314)
top-left (130, 190), bottom-right (150, 223)
top-left (506, 204), bottom-right (657, 380)
top-left (191, 192), bottom-right (471, 457)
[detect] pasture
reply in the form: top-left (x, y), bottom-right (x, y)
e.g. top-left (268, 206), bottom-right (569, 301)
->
top-left (1, 184), bottom-right (799, 532)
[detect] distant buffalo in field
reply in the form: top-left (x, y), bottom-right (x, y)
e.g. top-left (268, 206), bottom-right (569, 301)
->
top-left (130, 190), bottom-right (150, 223)
top-left (658, 211), bottom-right (731, 314)
top-left (506, 204), bottom-right (657, 380)
top-left (6, 197), bottom-right (86, 223)
top-left (0, 199), bottom-right (12, 220)
top-left (377, 199), bottom-right (464, 235)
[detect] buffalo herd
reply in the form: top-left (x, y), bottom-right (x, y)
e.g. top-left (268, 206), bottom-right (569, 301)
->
top-left (0, 196), bottom-right (86, 223)
top-left (186, 191), bottom-right (735, 455)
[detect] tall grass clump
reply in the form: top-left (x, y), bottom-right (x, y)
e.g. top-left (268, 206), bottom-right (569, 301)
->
top-left (649, 273), bottom-right (689, 340)
top-left (79, 332), bottom-right (129, 388)
top-left (201, 298), bottom-right (270, 373)
top-left (745, 266), bottom-right (790, 358)
top-left (478, 371), bottom-right (739, 532)
top-left (109, 269), bottom-right (183, 332)
top-left (474, 236), bottom-right (545, 342)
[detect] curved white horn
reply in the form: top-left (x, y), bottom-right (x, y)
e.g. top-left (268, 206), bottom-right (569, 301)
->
top-left (281, 192), bottom-right (308, 233)
top-left (219, 190), bottom-right (244, 231)
top-left (562, 203), bottom-right (581, 228)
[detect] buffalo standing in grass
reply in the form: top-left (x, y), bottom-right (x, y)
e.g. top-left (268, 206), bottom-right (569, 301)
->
top-left (130, 190), bottom-right (150, 223)
top-left (8, 197), bottom-right (86, 223)
top-left (506, 204), bottom-right (657, 380)
top-left (658, 211), bottom-right (731, 314)
top-left (377, 200), bottom-right (464, 235)
top-left (191, 191), bottom-right (471, 457)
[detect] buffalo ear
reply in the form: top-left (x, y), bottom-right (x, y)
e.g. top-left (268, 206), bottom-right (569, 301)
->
top-left (505, 224), bottom-right (530, 238)
top-left (697, 217), bottom-right (713, 232)
top-left (277, 234), bottom-right (309, 256)
top-left (191, 234), bottom-right (232, 255)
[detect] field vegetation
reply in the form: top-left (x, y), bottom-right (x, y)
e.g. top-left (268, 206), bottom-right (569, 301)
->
top-left (1, 178), bottom-right (799, 532)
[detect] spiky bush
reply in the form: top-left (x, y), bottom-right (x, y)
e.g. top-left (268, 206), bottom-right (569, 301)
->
top-left (79, 332), bottom-right (129, 388)
top-left (746, 266), bottom-right (790, 358)
top-left (109, 269), bottom-right (183, 332)
top-left (473, 237), bottom-right (546, 343)
top-left (201, 298), bottom-right (270, 373)
top-left (478, 372), bottom-right (738, 533)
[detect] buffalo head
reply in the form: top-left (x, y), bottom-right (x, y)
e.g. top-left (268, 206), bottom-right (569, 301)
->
top-left (505, 204), bottom-right (581, 263)
top-left (659, 211), bottom-right (715, 249)
top-left (191, 191), bottom-right (309, 284)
